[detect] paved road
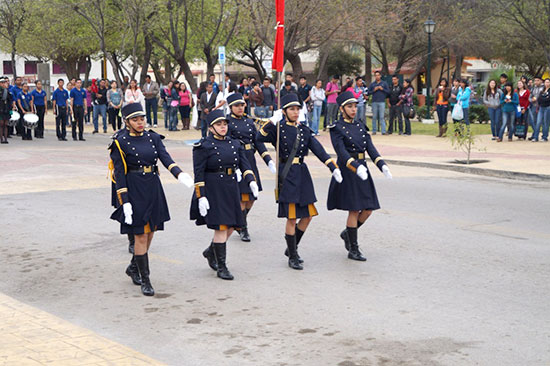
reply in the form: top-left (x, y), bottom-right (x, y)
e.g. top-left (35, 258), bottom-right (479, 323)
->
top-left (1, 132), bottom-right (549, 366)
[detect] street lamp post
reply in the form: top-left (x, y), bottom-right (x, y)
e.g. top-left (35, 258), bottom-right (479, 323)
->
top-left (424, 18), bottom-right (436, 119)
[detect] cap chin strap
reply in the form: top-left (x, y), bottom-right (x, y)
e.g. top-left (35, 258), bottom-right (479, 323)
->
top-left (211, 125), bottom-right (225, 138)
top-left (283, 110), bottom-right (297, 123)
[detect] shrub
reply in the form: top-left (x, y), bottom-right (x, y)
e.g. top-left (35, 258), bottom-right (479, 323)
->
top-left (469, 104), bottom-right (490, 123)
top-left (416, 105), bottom-right (434, 120)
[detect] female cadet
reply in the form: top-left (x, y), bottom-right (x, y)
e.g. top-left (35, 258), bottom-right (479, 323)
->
top-left (257, 94), bottom-right (343, 270)
top-left (327, 91), bottom-right (392, 261)
top-left (190, 110), bottom-right (259, 280)
top-left (110, 103), bottom-right (193, 296)
top-left (226, 93), bottom-right (276, 242)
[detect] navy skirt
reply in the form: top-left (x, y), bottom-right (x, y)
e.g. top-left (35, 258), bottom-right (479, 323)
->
top-left (327, 159), bottom-right (380, 211)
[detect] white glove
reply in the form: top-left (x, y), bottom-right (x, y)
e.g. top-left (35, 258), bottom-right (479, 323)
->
top-left (123, 202), bottom-right (133, 225)
top-left (269, 109), bottom-right (283, 124)
top-left (356, 165), bottom-right (369, 181)
top-left (382, 165), bottom-right (392, 179)
top-left (178, 172), bottom-right (194, 188)
top-left (198, 197), bottom-right (210, 217)
top-left (268, 160), bottom-right (276, 174)
top-left (249, 181), bottom-right (259, 198)
top-left (332, 168), bottom-right (343, 183)
top-left (235, 168), bottom-right (242, 182)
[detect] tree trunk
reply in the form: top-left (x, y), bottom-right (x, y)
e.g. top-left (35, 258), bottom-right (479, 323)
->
top-left (84, 56), bottom-right (92, 86)
top-left (105, 51), bottom-right (123, 86)
top-left (453, 54), bottom-right (464, 80)
top-left (140, 34), bottom-right (153, 85)
top-left (316, 42), bottom-right (330, 82)
top-left (364, 35), bottom-right (372, 84)
top-left (204, 46), bottom-right (216, 77)
top-left (178, 57), bottom-right (197, 91)
top-left (59, 59), bottom-right (80, 80)
top-left (11, 48), bottom-right (17, 78)
top-left (286, 53), bottom-right (303, 76)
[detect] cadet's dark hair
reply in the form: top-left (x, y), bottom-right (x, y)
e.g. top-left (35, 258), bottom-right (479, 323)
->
top-left (209, 73), bottom-right (215, 77)
top-left (57, 78), bottom-right (64, 83)
top-left (284, 80), bottom-right (291, 86)
top-left (76, 78), bottom-right (82, 82)
top-left (500, 73), bottom-right (508, 79)
top-left (299, 75), bottom-right (306, 80)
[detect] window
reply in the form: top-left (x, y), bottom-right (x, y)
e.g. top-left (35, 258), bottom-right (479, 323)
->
top-left (3, 61), bottom-right (13, 75)
top-left (52, 63), bottom-right (65, 75)
top-left (25, 61), bottom-right (38, 75)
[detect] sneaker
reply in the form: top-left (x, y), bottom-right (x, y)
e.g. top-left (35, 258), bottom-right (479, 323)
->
top-left (532, 139), bottom-right (538, 142)
top-left (542, 139), bottom-right (548, 142)
top-left (153, 124), bottom-right (158, 128)
top-left (491, 137), bottom-right (496, 140)
top-left (92, 130), bottom-right (98, 134)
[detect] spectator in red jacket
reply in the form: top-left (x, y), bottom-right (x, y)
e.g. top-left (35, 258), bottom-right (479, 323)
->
top-left (516, 80), bottom-right (530, 140)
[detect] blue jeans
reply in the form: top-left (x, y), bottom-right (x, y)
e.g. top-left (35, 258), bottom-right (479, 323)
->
top-left (163, 105), bottom-right (169, 129)
top-left (169, 106), bottom-right (178, 130)
top-left (355, 103), bottom-right (365, 123)
top-left (311, 105), bottom-right (322, 134)
top-left (528, 107), bottom-right (538, 133)
top-left (201, 117), bottom-right (208, 138)
top-left (436, 104), bottom-right (449, 126)
top-left (371, 102), bottom-right (386, 133)
top-left (462, 107), bottom-right (470, 125)
top-left (499, 110), bottom-right (515, 140)
top-left (145, 98), bottom-right (158, 126)
top-left (488, 107), bottom-right (500, 137)
top-left (533, 106), bottom-right (550, 141)
top-left (93, 104), bottom-right (107, 132)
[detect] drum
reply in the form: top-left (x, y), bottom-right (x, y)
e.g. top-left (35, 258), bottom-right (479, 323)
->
top-left (8, 111), bottom-right (20, 127)
top-left (23, 113), bottom-right (39, 129)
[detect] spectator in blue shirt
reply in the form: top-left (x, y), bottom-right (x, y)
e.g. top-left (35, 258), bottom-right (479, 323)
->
top-left (498, 82), bottom-right (519, 142)
top-left (70, 78), bottom-right (87, 141)
top-left (367, 71), bottom-right (390, 134)
top-left (209, 74), bottom-right (219, 94)
top-left (52, 79), bottom-right (69, 141)
top-left (30, 80), bottom-right (47, 138)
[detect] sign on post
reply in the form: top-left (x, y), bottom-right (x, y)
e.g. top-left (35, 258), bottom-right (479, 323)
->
top-left (262, 60), bottom-right (272, 75)
top-left (218, 46), bottom-right (226, 65)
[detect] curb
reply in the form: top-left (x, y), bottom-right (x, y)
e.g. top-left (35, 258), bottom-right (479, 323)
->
top-left (383, 159), bottom-right (550, 182)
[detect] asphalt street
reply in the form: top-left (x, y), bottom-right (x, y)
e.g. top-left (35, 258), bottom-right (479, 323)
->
top-left (1, 132), bottom-right (549, 366)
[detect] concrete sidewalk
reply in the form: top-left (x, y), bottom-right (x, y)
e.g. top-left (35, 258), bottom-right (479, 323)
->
top-left (40, 115), bottom-right (550, 178)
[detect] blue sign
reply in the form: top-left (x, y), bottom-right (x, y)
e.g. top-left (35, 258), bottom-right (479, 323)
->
top-left (218, 46), bottom-right (226, 64)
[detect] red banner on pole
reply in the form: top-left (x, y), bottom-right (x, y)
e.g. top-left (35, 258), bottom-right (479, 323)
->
top-left (272, 0), bottom-right (285, 72)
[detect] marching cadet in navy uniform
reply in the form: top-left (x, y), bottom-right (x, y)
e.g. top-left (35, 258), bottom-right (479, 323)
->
top-left (257, 94), bottom-right (343, 270)
top-left (327, 91), bottom-right (392, 261)
top-left (109, 103), bottom-right (193, 296)
top-left (226, 93), bottom-right (276, 242)
top-left (190, 110), bottom-right (259, 280)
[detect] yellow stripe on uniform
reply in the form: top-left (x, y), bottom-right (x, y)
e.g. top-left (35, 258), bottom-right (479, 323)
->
top-left (288, 203), bottom-right (296, 219)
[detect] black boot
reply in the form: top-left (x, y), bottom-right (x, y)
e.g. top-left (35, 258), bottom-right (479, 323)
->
top-left (213, 242), bottom-right (234, 280)
top-left (125, 256), bottom-right (141, 285)
top-left (285, 234), bottom-right (303, 270)
top-left (127, 233), bottom-right (135, 254)
top-left (202, 242), bottom-right (217, 271)
top-left (135, 254), bottom-right (155, 296)
top-left (239, 209), bottom-right (251, 242)
top-left (284, 226), bottom-right (304, 263)
top-left (346, 227), bottom-right (366, 261)
top-left (340, 220), bottom-right (365, 251)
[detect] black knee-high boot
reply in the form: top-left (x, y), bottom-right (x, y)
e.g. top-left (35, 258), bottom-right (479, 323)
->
top-left (135, 254), bottom-right (154, 296)
top-left (284, 225), bottom-right (304, 263)
top-left (346, 227), bottom-right (366, 261)
top-left (285, 234), bottom-right (303, 270)
top-left (213, 242), bottom-right (234, 280)
top-left (125, 255), bottom-right (141, 285)
top-left (340, 219), bottom-right (365, 250)
top-left (239, 209), bottom-right (251, 242)
top-left (202, 242), bottom-right (217, 271)
top-left (127, 233), bottom-right (135, 254)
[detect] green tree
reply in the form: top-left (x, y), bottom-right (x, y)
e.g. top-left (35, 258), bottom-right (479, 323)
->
top-left (317, 45), bottom-right (362, 79)
top-left (0, 0), bottom-right (28, 77)
top-left (18, 0), bottom-right (98, 80)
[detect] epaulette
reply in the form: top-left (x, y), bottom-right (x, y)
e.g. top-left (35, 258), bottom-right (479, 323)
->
top-left (193, 138), bottom-right (205, 148)
top-left (148, 129), bottom-right (165, 139)
top-left (107, 132), bottom-right (119, 149)
top-left (327, 123), bottom-right (336, 129)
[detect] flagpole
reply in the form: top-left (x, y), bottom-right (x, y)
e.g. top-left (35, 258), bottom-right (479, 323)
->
top-left (275, 70), bottom-right (281, 201)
